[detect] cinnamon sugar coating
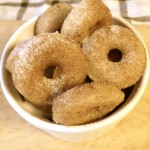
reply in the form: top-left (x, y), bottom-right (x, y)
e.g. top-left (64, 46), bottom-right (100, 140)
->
top-left (52, 82), bottom-right (124, 126)
top-left (61, 0), bottom-right (112, 43)
top-left (35, 3), bottom-right (72, 34)
top-left (5, 40), bottom-right (29, 73)
top-left (4, 0), bottom-right (146, 126)
top-left (9, 33), bottom-right (86, 107)
top-left (82, 25), bottom-right (146, 88)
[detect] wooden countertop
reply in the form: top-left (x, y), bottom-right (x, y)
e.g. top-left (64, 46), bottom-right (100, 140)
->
top-left (0, 21), bottom-right (150, 150)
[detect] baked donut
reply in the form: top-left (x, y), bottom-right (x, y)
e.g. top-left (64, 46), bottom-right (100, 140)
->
top-left (5, 41), bottom-right (28, 73)
top-left (5, 40), bottom-right (62, 76)
top-left (52, 82), bottom-right (125, 126)
top-left (10, 33), bottom-right (87, 107)
top-left (61, 0), bottom-right (112, 43)
top-left (35, 3), bottom-right (72, 34)
top-left (82, 25), bottom-right (146, 89)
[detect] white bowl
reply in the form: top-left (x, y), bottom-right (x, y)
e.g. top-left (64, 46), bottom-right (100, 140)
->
top-left (0, 15), bottom-right (149, 141)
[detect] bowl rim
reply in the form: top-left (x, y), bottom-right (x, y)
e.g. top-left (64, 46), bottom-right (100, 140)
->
top-left (0, 15), bottom-right (149, 133)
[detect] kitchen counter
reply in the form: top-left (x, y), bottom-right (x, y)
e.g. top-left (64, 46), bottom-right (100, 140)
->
top-left (0, 21), bottom-right (150, 150)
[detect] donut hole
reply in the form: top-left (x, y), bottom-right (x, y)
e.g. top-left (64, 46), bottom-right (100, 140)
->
top-left (108, 49), bottom-right (122, 62)
top-left (44, 66), bottom-right (62, 79)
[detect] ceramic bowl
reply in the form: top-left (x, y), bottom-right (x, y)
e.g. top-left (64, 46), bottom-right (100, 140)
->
top-left (0, 15), bottom-right (149, 141)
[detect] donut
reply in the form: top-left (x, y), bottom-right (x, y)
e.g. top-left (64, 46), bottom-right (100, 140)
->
top-left (61, 0), bottom-right (112, 43)
top-left (35, 3), bottom-right (72, 34)
top-left (82, 25), bottom-right (146, 89)
top-left (5, 41), bottom-right (28, 73)
top-left (5, 40), bottom-right (63, 75)
top-left (52, 82), bottom-right (125, 126)
top-left (10, 33), bottom-right (87, 107)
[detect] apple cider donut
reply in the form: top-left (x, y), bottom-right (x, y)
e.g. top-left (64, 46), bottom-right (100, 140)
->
top-left (5, 40), bottom-right (29, 73)
top-left (82, 25), bottom-right (146, 89)
top-left (35, 3), bottom-right (72, 34)
top-left (61, 0), bottom-right (112, 43)
top-left (10, 33), bottom-right (87, 107)
top-left (52, 82), bottom-right (125, 126)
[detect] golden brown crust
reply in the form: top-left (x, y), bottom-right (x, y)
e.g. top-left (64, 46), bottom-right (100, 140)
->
top-left (35, 3), bottom-right (72, 34)
top-left (82, 25), bottom-right (146, 88)
top-left (52, 82), bottom-right (125, 126)
top-left (61, 0), bottom-right (112, 43)
top-left (10, 33), bottom-right (87, 107)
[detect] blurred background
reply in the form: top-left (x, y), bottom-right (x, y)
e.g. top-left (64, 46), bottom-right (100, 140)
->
top-left (0, 0), bottom-right (150, 24)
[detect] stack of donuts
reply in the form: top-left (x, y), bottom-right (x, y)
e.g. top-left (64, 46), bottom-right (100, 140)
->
top-left (5, 0), bottom-right (146, 126)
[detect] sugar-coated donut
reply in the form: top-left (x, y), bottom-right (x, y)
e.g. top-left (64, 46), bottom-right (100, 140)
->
top-left (52, 82), bottom-right (124, 126)
top-left (35, 3), bottom-right (72, 34)
top-left (61, 0), bottom-right (112, 43)
top-left (5, 40), bottom-right (29, 73)
top-left (10, 33), bottom-right (87, 107)
top-left (5, 40), bottom-right (63, 76)
top-left (82, 25), bottom-right (146, 89)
